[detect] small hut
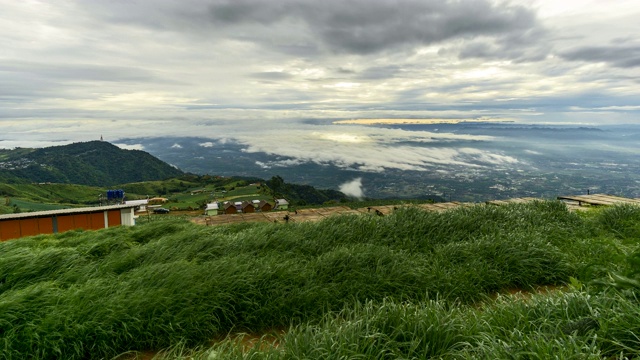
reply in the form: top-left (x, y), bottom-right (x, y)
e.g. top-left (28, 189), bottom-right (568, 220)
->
top-left (223, 202), bottom-right (237, 215)
top-left (205, 202), bottom-right (220, 216)
top-left (275, 198), bottom-right (289, 210)
top-left (257, 200), bottom-right (273, 212)
top-left (241, 201), bottom-right (255, 213)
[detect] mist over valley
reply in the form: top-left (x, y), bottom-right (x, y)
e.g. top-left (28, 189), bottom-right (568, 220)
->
top-left (117, 122), bottom-right (640, 202)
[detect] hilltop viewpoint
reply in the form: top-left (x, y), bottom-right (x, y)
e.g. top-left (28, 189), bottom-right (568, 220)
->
top-left (1, 201), bottom-right (640, 359)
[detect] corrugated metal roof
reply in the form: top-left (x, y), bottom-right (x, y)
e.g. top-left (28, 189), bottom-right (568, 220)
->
top-left (125, 199), bottom-right (149, 206)
top-left (0, 204), bottom-right (139, 221)
top-left (205, 203), bottom-right (220, 210)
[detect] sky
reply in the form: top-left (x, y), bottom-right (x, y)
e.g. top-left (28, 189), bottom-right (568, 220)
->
top-left (1, 0), bottom-right (639, 156)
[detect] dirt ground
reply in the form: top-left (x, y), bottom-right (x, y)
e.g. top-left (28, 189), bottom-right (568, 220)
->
top-left (189, 202), bottom-right (473, 227)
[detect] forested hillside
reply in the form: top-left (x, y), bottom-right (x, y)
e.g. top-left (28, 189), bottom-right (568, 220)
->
top-left (0, 141), bottom-right (184, 186)
top-left (265, 175), bottom-right (347, 205)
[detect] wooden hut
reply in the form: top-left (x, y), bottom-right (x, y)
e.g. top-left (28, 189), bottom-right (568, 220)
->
top-left (257, 200), bottom-right (273, 212)
top-left (223, 202), bottom-right (237, 214)
top-left (241, 201), bottom-right (255, 213)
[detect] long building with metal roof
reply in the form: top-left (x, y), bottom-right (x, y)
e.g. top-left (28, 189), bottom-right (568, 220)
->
top-left (0, 204), bottom-right (138, 241)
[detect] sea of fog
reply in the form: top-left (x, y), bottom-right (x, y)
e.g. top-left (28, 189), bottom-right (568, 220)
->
top-left (117, 122), bottom-right (640, 202)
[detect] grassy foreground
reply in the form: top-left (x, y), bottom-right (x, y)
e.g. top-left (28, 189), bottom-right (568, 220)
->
top-left (1, 201), bottom-right (639, 359)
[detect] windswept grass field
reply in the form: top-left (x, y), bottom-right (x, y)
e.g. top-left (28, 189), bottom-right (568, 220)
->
top-left (1, 201), bottom-right (639, 359)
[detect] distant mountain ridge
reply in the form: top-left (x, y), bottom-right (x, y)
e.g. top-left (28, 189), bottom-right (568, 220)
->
top-left (0, 141), bottom-right (184, 186)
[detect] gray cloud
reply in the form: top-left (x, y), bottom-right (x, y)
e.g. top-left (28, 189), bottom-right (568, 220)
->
top-left (357, 65), bottom-right (405, 80)
top-left (445, 20), bottom-right (550, 63)
top-left (209, 0), bottom-right (539, 55)
top-left (457, 39), bottom-right (549, 62)
top-left (335, 67), bottom-right (356, 75)
top-left (250, 71), bottom-right (294, 80)
top-left (611, 36), bottom-right (639, 45)
top-left (79, 0), bottom-right (540, 56)
top-left (560, 44), bottom-right (640, 68)
top-left (458, 42), bottom-right (497, 59)
top-left (0, 59), bottom-right (180, 111)
top-left (0, 61), bottom-right (158, 83)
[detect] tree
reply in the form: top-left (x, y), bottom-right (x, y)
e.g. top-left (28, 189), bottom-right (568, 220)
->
top-left (267, 176), bottom-right (285, 196)
top-left (196, 199), bottom-right (208, 210)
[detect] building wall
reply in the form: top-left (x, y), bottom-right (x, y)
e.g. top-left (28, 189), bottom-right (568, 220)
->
top-left (0, 219), bottom-right (20, 240)
top-left (19, 218), bottom-right (42, 237)
top-left (276, 200), bottom-right (289, 210)
top-left (242, 206), bottom-right (255, 213)
top-left (107, 210), bottom-right (122, 227)
top-left (56, 215), bottom-right (76, 233)
top-left (89, 212), bottom-right (105, 229)
top-left (120, 208), bottom-right (135, 226)
top-left (38, 218), bottom-right (55, 235)
top-left (0, 208), bottom-right (135, 242)
top-left (73, 213), bottom-right (90, 230)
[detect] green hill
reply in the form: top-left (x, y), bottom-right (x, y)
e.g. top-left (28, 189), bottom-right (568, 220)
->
top-left (0, 174), bottom-right (351, 214)
top-left (1, 202), bottom-right (639, 358)
top-left (0, 141), bottom-right (184, 186)
top-left (265, 175), bottom-right (348, 205)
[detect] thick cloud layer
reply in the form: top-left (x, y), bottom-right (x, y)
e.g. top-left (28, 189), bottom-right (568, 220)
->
top-left (78, 0), bottom-right (539, 55)
top-left (238, 127), bottom-right (517, 172)
top-left (1, 0), bottom-right (639, 164)
top-left (205, 0), bottom-right (539, 55)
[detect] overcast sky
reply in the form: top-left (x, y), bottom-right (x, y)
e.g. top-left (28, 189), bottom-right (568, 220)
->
top-left (1, 0), bottom-right (639, 150)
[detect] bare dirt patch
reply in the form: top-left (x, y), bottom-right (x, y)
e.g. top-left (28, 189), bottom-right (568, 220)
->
top-left (492, 284), bottom-right (568, 301)
top-left (115, 328), bottom-right (285, 360)
top-left (212, 328), bottom-right (285, 352)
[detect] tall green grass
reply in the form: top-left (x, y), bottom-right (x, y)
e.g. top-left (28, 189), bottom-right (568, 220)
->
top-left (151, 292), bottom-right (640, 359)
top-left (0, 201), bottom-right (638, 359)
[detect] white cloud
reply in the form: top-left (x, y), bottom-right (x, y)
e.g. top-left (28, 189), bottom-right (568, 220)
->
top-left (237, 126), bottom-right (518, 172)
top-left (458, 148), bottom-right (520, 165)
top-left (250, 158), bottom-right (307, 168)
top-left (114, 143), bottom-right (144, 150)
top-left (255, 161), bottom-right (270, 169)
top-left (339, 178), bottom-right (365, 199)
top-left (524, 149), bottom-right (543, 155)
top-left (0, 140), bottom-right (74, 150)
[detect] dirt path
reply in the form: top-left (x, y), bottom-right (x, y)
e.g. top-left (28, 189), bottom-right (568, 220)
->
top-left (191, 202), bottom-right (469, 227)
